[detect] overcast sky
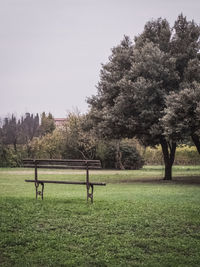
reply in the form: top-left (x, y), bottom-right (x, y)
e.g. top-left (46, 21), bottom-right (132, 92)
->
top-left (0, 0), bottom-right (199, 119)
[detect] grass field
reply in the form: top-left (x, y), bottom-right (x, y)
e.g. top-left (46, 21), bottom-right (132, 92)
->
top-left (0, 166), bottom-right (200, 266)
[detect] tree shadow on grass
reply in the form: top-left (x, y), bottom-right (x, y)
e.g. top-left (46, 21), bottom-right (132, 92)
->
top-left (118, 176), bottom-right (200, 185)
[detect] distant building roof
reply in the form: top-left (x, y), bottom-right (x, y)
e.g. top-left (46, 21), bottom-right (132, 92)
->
top-left (54, 118), bottom-right (67, 127)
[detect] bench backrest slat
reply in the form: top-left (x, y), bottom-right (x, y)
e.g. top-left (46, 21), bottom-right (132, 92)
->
top-left (22, 159), bottom-right (101, 169)
top-left (23, 165), bottom-right (101, 170)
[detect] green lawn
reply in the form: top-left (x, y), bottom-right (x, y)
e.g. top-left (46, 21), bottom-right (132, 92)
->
top-left (0, 166), bottom-right (200, 266)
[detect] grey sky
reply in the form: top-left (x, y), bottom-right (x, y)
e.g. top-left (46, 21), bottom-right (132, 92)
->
top-left (0, 0), bottom-right (199, 118)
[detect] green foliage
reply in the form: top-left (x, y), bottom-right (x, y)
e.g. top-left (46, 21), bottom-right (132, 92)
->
top-left (163, 82), bottom-right (200, 153)
top-left (96, 139), bottom-right (144, 169)
top-left (62, 111), bottom-right (97, 159)
top-left (135, 18), bottom-right (171, 52)
top-left (96, 141), bottom-right (117, 168)
top-left (163, 82), bottom-right (200, 139)
top-left (62, 113), bottom-right (144, 169)
top-left (171, 14), bottom-right (200, 81)
top-left (0, 112), bottom-right (57, 164)
top-left (0, 113), bottom-right (40, 163)
top-left (87, 14), bottom-right (200, 180)
top-left (175, 145), bottom-right (200, 165)
top-left (144, 145), bottom-right (200, 165)
top-left (120, 141), bottom-right (144, 169)
top-left (0, 112), bottom-right (144, 169)
top-left (144, 146), bottom-right (164, 165)
top-left (161, 15), bottom-right (200, 153)
top-left (26, 130), bottom-right (64, 159)
top-left (87, 36), bottom-right (133, 140)
top-left (20, 112), bottom-right (40, 143)
top-left (39, 112), bottom-right (55, 136)
top-left (1, 115), bottom-right (19, 151)
top-left (87, 18), bottom-right (181, 145)
top-left (0, 145), bottom-right (23, 167)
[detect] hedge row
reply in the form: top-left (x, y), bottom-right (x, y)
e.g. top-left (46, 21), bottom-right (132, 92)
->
top-left (144, 145), bottom-right (200, 165)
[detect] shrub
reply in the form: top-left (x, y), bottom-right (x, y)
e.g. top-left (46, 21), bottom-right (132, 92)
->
top-left (120, 142), bottom-right (144, 169)
top-left (0, 145), bottom-right (23, 167)
top-left (96, 140), bottom-right (144, 169)
top-left (96, 141), bottom-right (116, 169)
top-left (26, 130), bottom-right (64, 159)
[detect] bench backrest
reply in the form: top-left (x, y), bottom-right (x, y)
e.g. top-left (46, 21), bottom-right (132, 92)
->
top-left (22, 159), bottom-right (102, 170)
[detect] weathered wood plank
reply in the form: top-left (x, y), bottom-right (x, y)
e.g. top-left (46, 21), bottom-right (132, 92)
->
top-left (25, 179), bottom-right (106, 186)
top-left (23, 165), bottom-right (101, 170)
top-left (23, 159), bottom-right (101, 164)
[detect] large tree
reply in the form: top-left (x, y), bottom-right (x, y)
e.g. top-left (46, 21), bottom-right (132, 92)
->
top-left (162, 14), bottom-right (200, 154)
top-left (2, 115), bottom-right (20, 151)
top-left (20, 113), bottom-right (40, 143)
top-left (87, 14), bottom-right (200, 180)
top-left (39, 112), bottom-right (55, 136)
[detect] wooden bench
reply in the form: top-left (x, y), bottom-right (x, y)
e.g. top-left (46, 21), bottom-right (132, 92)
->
top-left (23, 159), bottom-right (106, 203)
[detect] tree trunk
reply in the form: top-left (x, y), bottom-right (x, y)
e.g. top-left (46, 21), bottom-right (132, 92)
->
top-left (160, 137), bottom-right (176, 180)
top-left (13, 140), bottom-right (17, 152)
top-left (115, 140), bottom-right (125, 170)
top-left (191, 134), bottom-right (200, 154)
top-left (26, 143), bottom-right (31, 158)
top-left (164, 162), bottom-right (173, 181)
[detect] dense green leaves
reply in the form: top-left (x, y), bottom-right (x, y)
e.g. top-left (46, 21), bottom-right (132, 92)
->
top-left (61, 111), bottom-right (97, 159)
top-left (134, 18), bottom-right (171, 52)
top-left (96, 139), bottom-right (144, 169)
top-left (39, 112), bottom-right (55, 136)
top-left (171, 14), bottom-right (200, 81)
top-left (0, 112), bottom-right (53, 165)
top-left (87, 14), bottom-right (200, 179)
top-left (163, 82), bottom-right (200, 153)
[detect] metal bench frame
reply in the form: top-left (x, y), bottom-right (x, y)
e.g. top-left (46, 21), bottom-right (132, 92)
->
top-left (23, 159), bottom-right (106, 203)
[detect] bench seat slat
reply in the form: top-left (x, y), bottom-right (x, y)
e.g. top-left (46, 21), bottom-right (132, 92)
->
top-left (25, 179), bottom-right (106, 186)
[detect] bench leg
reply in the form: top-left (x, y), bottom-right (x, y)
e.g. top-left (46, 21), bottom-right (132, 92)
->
top-left (35, 182), bottom-right (44, 200)
top-left (87, 184), bottom-right (94, 203)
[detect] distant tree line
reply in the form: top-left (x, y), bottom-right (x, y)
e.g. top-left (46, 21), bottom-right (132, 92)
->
top-left (0, 112), bottom-right (55, 166)
top-left (0, 112), bottom-right (55, 149)
top-left (0, 111), bottom-right (144, 169)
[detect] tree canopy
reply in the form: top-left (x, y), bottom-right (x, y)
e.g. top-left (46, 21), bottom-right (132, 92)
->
top-left (87, 14), bottom-right (200, 180)
top-left (162, 82), bottom-right (200, 154)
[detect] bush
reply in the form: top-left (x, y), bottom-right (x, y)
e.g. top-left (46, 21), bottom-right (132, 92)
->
top-left (96, 141), bottom-right (116, 169)
top-left (0, 145), bottom-right (23, 167)
top-left (96, 140), bottom-right (144, 169)
top-left (120, 142), bottom-right (144, 169)
top-left (26, 130), bottom-right (64, 159)
top-left (61, 112), bottom-right (97, 160)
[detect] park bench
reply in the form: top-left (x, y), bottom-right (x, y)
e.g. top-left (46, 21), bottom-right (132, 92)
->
top-left (23, 159), bottom-right (106, 203)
